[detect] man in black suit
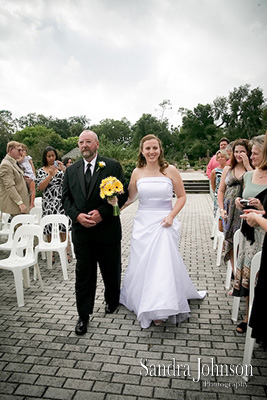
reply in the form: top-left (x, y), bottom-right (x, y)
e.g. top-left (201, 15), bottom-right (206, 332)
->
top-left (62, 130), bottom-right (128, 335)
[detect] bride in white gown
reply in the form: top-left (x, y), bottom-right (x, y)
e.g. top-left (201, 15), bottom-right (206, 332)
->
top-left (118, 135), bottom-right (206, 329)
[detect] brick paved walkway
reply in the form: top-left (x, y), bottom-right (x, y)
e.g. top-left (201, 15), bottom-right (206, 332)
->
top-left (0, 194), bottom-right (266, 399)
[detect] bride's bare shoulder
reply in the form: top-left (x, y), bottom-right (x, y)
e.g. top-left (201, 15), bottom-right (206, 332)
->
top-left (130, 167), bottom-right (144, 181)
top-left (165, 164), bottom-right (181, 178)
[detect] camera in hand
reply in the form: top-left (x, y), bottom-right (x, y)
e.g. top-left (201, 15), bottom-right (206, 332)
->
top-left (240, 199), bottom-right (250, 207)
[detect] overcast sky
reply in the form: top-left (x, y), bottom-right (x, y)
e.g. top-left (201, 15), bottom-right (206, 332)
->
top-left (1, 0), bottom-right (266, 127)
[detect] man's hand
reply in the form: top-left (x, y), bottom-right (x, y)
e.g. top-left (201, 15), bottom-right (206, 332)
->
top-left (88, 210), bottom-right (103, 224)
top-left (76, 210), bottom-right (103, 228)
top-left (19, 203), bottom-right (27, 214)
top-left (77, 213), bottom-right (97, 228)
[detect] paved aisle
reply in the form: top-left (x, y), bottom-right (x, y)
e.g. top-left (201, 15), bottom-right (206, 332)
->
top-left (0, 194), bottom-right (266, 399)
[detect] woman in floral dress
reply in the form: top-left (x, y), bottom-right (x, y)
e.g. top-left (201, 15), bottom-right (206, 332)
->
top-left (217, 139), bottom-right (252, 277)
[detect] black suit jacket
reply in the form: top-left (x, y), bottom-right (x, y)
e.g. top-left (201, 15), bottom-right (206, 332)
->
top-left (62, 155), bottom-right (128, 244)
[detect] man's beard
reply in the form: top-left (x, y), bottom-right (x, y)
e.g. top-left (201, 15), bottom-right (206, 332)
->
top-left (82, 149), bottom-right (95, 160)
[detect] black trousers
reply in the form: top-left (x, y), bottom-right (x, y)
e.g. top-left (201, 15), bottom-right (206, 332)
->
top-left (74, 240), bottom-right (121, 318)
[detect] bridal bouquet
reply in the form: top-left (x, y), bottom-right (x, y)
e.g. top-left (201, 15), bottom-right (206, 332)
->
top-left (100, 176), bottom-right (124, 216)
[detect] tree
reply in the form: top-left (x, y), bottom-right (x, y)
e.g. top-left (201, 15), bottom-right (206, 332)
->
top-left (68, 115), bottom-right (91, 136)
top-left (62, 136), bottom-right (79, 153)
top-left (178, 104), bottom-right (219, 160)
top-left (157, 99), bottom-right (172, 122)
top-left (91, 118), bottom-right (132, 145)
top-left (0, 110), bottom-right (16, 161)
top-left (13, 125), bottom-right (64, 167)
top-left (16, 113), bottom-right (90, 139)
top-left (213, 84), bottom-right (266, 139)
top-left (260, 106), bottom-right (267, 134)
top-left (132, 114), bottom-right (169, 145)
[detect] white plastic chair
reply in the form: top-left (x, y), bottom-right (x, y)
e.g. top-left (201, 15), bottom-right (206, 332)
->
top-left (30, 207), bottom-right (46, 260)
top-left (36, 214), bottom-right (69, 280)
top-left (226, 228), bottom-right (240, 289)
top-left (230, 229), bottom-right (241, 321)
top-left (212, 209), bottom-right (224, 266)
top-left (242, 251), bottom-right (262, 382)
top-left (211, 210), bottom-right (218, 239)
top-left (0, 214), bottom-right (36, 254)
top-left (30, 207), bottom-right (43, 224)
top-left (34, 197), bottom-right (42, 209)
top-left (0, 212), bottom-right (11, 239)
top-left (212, 209), bottom-right (220, 247)
top-left (0, 224), bottom-right (43, 307)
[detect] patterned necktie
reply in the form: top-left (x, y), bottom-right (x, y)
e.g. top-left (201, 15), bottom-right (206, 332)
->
top-left (85, 163), bottom-right (92, 191)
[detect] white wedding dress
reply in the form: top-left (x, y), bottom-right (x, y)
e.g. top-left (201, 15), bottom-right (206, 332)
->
top-left (120, 177), bottom-right (206, 328)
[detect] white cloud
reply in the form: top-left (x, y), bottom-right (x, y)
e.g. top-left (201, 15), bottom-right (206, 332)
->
top-left (0, 0), bottom-right (266, 127)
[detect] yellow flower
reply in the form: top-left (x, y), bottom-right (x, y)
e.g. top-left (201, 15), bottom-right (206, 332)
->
top-left (103, 182), bottom-right (115, 197)
top-left (114, 180), bottom-right (123, 193)
top-left (100, 176), bottom-right (124, 199)
top-left (99, 176), bottom-right (124, 215)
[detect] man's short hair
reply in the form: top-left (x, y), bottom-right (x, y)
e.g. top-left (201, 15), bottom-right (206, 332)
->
top-left (219, 137), bottom-right (230, 145)
top-left (6, 141), bottom-right (21, 153)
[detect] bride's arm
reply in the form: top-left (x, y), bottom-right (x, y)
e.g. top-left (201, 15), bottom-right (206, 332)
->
top-left (161, 166), bottom-right (186, 227)
top-left (120, 168), bottom-right (139, 210)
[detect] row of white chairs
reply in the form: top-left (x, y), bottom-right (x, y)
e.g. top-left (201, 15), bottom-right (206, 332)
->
top-left (0, 196), bottom-right (42, 234)
top-left (211, 213), bottom-right (262, 382)
top-left (242, 250), bottom-right (261, 382)
top-left (0, 224), bottom-right (44, 307)
top-left (0, 214), bottom-right (70, 307)
top-left (227, 228), bottom-right (262, 382)
top-left (211, 208), bottom-right (224, 267)
top-left (0, 212), bottom-right (11, 238)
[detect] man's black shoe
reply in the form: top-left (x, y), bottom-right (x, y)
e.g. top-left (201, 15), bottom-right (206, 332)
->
top-left (75, 317), bottom-right (89, 335)
top-left (105, 304), bottom-right (118, 314)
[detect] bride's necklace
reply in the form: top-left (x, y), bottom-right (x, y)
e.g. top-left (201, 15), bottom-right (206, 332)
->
top-left (146, 167), bottom-right (160, 175)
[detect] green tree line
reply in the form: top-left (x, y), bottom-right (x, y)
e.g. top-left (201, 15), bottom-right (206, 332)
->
top-left (1, 84), bottom-right (266, 181)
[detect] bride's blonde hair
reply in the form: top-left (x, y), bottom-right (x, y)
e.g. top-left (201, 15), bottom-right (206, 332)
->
top-left (137, 134), bottom-right (169, 174)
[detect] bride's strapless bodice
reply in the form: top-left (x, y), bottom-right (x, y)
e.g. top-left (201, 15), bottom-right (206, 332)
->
top-left (137, 177), bottom-right (173, 210)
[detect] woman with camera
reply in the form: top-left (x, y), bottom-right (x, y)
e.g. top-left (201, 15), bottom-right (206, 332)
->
top-left (233, 134), bottom-right (267, 333)
top-left (36, 147), bottom-right (70, 258)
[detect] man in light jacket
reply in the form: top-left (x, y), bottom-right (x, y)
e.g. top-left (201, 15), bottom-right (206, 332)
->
top-left (0, 141), bottom-right (30, 216)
